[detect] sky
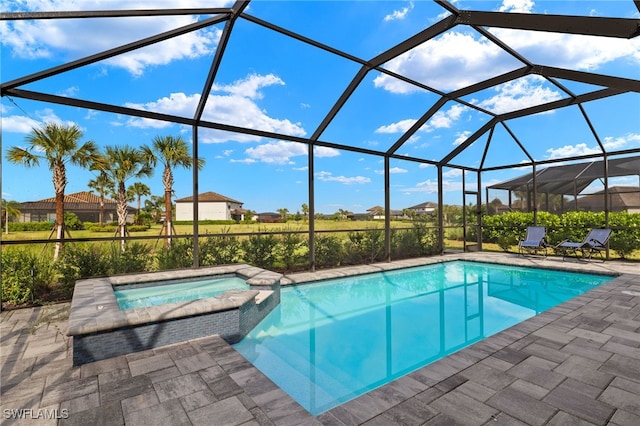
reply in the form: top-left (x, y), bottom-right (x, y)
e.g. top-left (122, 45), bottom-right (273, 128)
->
top-left (2, 0), bottom-right (639, 215)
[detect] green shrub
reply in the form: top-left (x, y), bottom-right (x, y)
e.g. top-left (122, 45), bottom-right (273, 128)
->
top-left (128, 225), bottom-right (150, 232)
top-left (391, 220), bottom-right (439, 259)
top-left (155, 238), bottom-right (193, 270)
top-left (344, 229), bottom-right (385, 265)
top-left (110, 242), bottom-right (151, 274)
top-left (199, 232), bottom-right (242, 266)
top-left (55, 244), bottom-right (111, 295)
top-left (1, 249), bottom-right (56, 305)
top-left (314, 235), bottom-right (344, 268)
top-left (554, 211), bottom-right (605, 244)
top-left (88, 225), bottom-right (117, 232)
top-left (608, 212), bottom-right (640, 259)
top-left (277, 232), bottom-right (308, 272)
top-left (64, 212), bottom-right (84, 230)
top-left (241, 233), bottom-right (279, 269)
top-left (483, 211), bottom-right (534, 251)
top-left (8, 221), bottom-right (54, 232)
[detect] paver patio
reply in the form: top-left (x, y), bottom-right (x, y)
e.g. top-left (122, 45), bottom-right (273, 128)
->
top-left (1, 252), bottom-right (640, 425)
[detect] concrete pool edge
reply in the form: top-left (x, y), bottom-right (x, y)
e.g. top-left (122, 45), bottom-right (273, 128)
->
top-left (67, 264), bottom-right (282, 365)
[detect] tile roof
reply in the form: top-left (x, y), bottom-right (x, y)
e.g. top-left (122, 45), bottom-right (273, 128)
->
top-left (175, 191), bottom-right (243, 204)
top-left (31, 191), bottom-right (118, 205)
top-left (20, 191), bottom-right (133, 210)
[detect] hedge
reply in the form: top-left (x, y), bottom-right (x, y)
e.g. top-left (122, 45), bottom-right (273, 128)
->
top-left (483, 210), bottom-right (640, 258)
top-left (1, 224), bottom-right (440, 307)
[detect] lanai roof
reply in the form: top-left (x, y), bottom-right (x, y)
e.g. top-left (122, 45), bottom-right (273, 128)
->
top-left (488, 156), bottom-right (640, 195)
top-left (1, 1), bottom-right (639, 213)
top-left (0, 0), bottom-right (640, 175)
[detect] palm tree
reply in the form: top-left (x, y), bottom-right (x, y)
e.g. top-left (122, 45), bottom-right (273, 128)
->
top-left (1, 199), bottom-right (21, 234)
top-left (144, 195), bottom-right (165, 224)
top-left (127, 182), bottom-right (151, 224)
top-left (301, 203), bottom-right (309, 222)
top-left (99, 146), bottom-right (153, 251)
top-left (6, 122), bottom-right (101, 259)
top-left (88, 172), bottom-right (114, 226)
top-left (141, 135), bottom-right (204, 244)
top-left (277, 208), bottom-right (289, 222)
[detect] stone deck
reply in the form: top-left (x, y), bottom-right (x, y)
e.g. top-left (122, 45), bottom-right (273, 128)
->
top-left (1, 252), bottom-right (639, 425)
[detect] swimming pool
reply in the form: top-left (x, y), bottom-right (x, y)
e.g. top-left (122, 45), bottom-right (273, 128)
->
top-left (232, 260), bottom-right (613, 415)
top-left (114, 275), bottom-right (249, 310)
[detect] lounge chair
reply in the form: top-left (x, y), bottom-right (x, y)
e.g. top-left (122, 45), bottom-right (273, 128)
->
top-left (555, 228), bottom-right (612, 262)
top-left (518, 226), bottom-right (548, 256)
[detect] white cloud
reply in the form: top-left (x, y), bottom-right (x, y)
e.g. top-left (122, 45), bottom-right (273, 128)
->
top-left (474, 76), bottom-right (563, 114)
top-left (384, 1), bottom-right (414, 22)
top-left (453, 131), bottom-right (471, 146)
top-left (1, 0), bottom-right (228, 76)
top-left (603, 133), bottom-right (640, 150)
top-left (498, 0), bottom-right (535, 13)
top-left (546, 133), bottom-right (640, 159)
top-left (405, 178), bottom-right (463, 194)
top-left (229, 158), bottom-right (256, 164)
top-left (212, 73), bottom-right (284, 100)
top-left (374, 31), bottom-right (513, 93)
top-left (1, 114), bottom-right (42, 133)
top-left (244, 141), bottom-right (305, 165)
top-left (316, 171), bottom-right (371, 185)
top-left (122, 73), bottom-right (307, 142)
top-left (376, 104), bottom-right (468, 136)
top-left (443, 169), bottom-right (462, 178)
top-left (0, 107), bottom-right (73, 133)
top-left (375, 119), bottom-right (416, 134)
top-left (57, 86), bottom-right (79, 97)
top-left (314, 146), bottom-right (341, 158)
top-left (375, 167), bottom-right (408, 174)
top-left (239, 141), bottom-right (340, 165)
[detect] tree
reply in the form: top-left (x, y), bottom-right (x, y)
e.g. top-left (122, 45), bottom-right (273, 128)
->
top-left (487, 197), bottom-right (504, 215)
top-left (144, 195), bottom-right (166, 224)
top-left (127, 182), bottom-right (151, 224)
top-left (301, 203), bottom-right (309, 221)
top-left (1, 199), bottom-right (21, 234)
top-left (88, 172), bottom-right (114, 226)
top-left (6, 123), bottom-right (101, 259)
top-left (141, 135), bottom-right (203, 244)
top-left (99, 146), bottom-right (153, 251)
top-left (338, 208), bottom-right (351, 220)
top-left (277, 208), bottom-right (289, 221)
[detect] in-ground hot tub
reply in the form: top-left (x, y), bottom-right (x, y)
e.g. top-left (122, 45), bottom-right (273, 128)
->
top-left (67, 264), bottom-right (281, 366)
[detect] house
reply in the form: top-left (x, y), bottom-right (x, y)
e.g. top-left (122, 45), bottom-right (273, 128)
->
top-left (18, 191), bottom-right (135, 223)
top-left (355, 206), bottom-right (404, 220)
top-left (175, 191), bottom-right (246, 221)
top-left (576, 186), bottom-right (640, 213)
top-left (406, 201), bottom-right (437, 216)
top-left (255, 212), bottom-right (282, 223)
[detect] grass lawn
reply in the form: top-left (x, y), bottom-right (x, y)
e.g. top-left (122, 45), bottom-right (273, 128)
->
top-left (1, 220), bottom-right (418, 241)
top-left (3, 220), bottom-right (638, 260)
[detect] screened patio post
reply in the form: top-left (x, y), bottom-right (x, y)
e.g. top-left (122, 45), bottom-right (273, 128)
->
top-left (437, 165), bottom-right (444, 254)
top-left (308, 143), bottom-right (315, 272)
top-left (192, 126), bottom-right (200, 268)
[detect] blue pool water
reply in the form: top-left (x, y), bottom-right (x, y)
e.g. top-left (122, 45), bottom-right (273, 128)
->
top-left (114, 276), bottom-right (248, 310)
top-left (232, 261), bottom-right (612, 415)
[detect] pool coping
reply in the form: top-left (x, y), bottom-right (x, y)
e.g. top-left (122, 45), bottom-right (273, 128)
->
top-left (67, 264), bottom-right (282, 336)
